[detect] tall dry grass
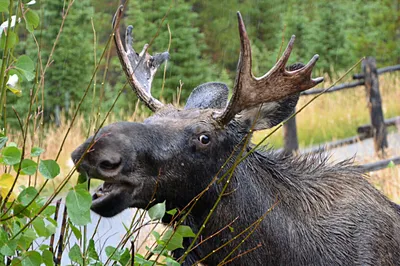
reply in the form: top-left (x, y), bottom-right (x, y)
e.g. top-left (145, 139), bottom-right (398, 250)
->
top-left (253, 72), bottom-right (400, 148)
top-left (253, 72), bottom-right (400, 202)
top-left (366, 154), bottom-right (400, 204)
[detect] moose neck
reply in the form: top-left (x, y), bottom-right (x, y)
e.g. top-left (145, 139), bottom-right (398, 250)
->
top-left (182, 148), bottom-right (370, 264)
top-left (177, 147), bottom-right (275, 230)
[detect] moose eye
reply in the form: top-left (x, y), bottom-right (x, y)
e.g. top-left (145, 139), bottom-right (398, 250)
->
top-left (198, 135), bottom-right (210, 145)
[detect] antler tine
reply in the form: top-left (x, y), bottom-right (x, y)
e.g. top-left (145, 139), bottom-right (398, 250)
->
top-left (113, 6), bottom-right (169, 112)
top-left (236, 12), bottom-right (252, 78)
top-left (216, 12), bottom-right (324, 125)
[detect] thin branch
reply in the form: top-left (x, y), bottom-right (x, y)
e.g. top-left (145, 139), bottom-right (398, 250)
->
top-left (218, 243), bottom-right (262, 266)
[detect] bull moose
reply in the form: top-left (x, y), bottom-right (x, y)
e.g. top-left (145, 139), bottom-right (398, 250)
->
top-left (72, 6), bottom-right (400, 265)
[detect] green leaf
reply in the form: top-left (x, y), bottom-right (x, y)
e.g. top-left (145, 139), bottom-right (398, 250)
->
top-left (175, 225), bottom-right (196, 238)
top-left (66, 187), bottom-right (92, 226)
top-left (147, 244), bottom-right (165, 255)
top-left (164, 257), bottom-right (180, 266)
top-left (0, 31), bottom-right (18, 49)
top-left (0, 0), bottom-right (9, 12)
top-left (22, 228), bottom-right (37, 246)
top-left (21, 251), bottom-right (42, 266)
top-left (134, 254), bottom-right (152, 265)
top-left (1, 146), bottom-right (21, 165)
top-left (151, 230), bottom-right (161, 241)
top-left (68, 219), bottom-right (82, 240)
top-left (30, 147), bottom-right (44, 157)
top-left (25, 9), bottom-right (39, 32)
top-left (12, 203), bottom-right (31, 218)
top-left (87, 239), bottom-right (99, 261)
top-left (0, 229), bottom-right (7, 246)
top-left (32, 218), bottom-right (48, 237)
top-left (387, 160), bottom-right (395, 168)
top-left (87, 258), bottom-right (102, 266)
top-left (0, 134), bottom-right (8, 149)
top-left (46, 217), bottom-right (57, 227)
top-left (0, 239), bottom-right (17, 256)
top-left (105, 246), bottom-right (124, 261)
top-left (68, 244), bottom-right (83, 264)
top-left (17, 234), bottom-right (31, 251)
top-left (148, 201), bottom-right (166, 221)
top-left (15, 55), bottom-right (34, 71)
top-left (72, 209), bottom-right (92, 227)
top-left (161, 228), bottom-right (183, 251)
top-left (14, 55), bottom-right (35, 81)
top-left (11, 220), bottom-right (21, 235)
top-left (42, 205), bottom-right (56, 216)
top-left (17, 187), bottom-right (38, 206)
top-left (75, 181), bottom-right (88, 190)
top-left (38, 159), bottom-right (60, 179)
top-left (11, 258), bottom-right (21, 265)
top-left (166, 208), bottom-right (177, 216)
top-left (14, 159), bottom-right (37, 175)
top-left (39, 244), bottom-right (51, 251)
top-left (78, 172), bottom-right (88, 184)
top-left (42, 250), bottom-right (54, 266)
top-left (45, 222), bottom-right (56, 236)
top-left (119, 248), bottom-right (131, 266)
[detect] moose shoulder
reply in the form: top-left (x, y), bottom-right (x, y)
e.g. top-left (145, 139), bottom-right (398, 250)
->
top-left (72, 6), bottom-right (400, 265)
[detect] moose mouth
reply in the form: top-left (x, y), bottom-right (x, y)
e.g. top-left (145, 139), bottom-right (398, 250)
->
top-left (90, 177), bottom-right (151, 217)
top-left (92, 182), bottom-right (121, 204)
top-left (90, 181), bottom-right (135, 217)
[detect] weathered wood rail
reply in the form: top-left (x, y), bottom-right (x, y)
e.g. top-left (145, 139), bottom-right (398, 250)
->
top-left (281, 58), bottom-right (400, 172)
top-left (283, 58), bottom-right (400, 157)
top-left (358, 116), bottom-right (400, 138)
top-left (360, 156), bottom-right (400, 173)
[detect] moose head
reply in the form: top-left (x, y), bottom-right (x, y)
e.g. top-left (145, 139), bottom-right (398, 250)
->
top-left (72, 6), bottom-right (400, 265)
top-left (72, 6), bottom-right (322, 217)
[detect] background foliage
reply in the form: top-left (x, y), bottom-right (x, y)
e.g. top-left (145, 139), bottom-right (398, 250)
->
top-left (4, 0), bottom-right (399, 128)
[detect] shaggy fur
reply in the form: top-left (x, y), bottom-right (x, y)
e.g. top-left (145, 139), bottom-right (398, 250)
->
top-left (72, 76), bottom-right (400, 265)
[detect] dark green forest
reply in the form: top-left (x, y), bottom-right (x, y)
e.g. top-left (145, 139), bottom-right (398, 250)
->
top-left (6, 0), bottom-right (400, 127)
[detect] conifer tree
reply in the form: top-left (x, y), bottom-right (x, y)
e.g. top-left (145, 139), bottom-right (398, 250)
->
top-left (126, 0), bottom-right (222, 102)
top-left (26, 0), bottom-right (94, 124)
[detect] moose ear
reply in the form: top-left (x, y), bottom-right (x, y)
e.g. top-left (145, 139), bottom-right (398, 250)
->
top-left (184, 82), bottom-right (229, 110)
top-left (235, 94), bottom-right (299, 131)
top-left (235, 63), bottom-right (304, 131)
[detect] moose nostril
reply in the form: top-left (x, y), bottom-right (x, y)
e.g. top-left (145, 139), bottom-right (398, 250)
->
top-left (99, 158), bottom-right (122, 171)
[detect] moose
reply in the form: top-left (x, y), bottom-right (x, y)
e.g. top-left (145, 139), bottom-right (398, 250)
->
top-left (72, 6), bottom-right (400, 265)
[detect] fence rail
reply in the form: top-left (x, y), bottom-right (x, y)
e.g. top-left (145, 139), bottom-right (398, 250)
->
top-left (300, 80), bottom-right (364, 96)
top-left (358, 116), bottom-right (400, 138)
top-left (360, 156), bottom-right (400, 173)
top-left (353, 65), bottom-right (400, 80)
top-left (282, 58), bottom-right (400, 172)
top-left (283, 58), bottom-right (400, 156)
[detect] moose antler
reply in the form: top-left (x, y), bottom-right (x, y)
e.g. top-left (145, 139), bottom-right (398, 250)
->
top-left (216, 12), bottom-right (324, 125)
top-left (113, 6), bottom-right (169, 112)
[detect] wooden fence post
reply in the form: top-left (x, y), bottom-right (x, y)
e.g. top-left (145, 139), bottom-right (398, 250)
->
top-left (362, 57), bottom-right (388, 154)
top-left (283, 113), bottom-right (299, 155)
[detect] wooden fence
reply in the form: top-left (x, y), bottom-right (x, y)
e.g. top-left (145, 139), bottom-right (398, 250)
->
top-left (282, 57), bottom-right (400, 171)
